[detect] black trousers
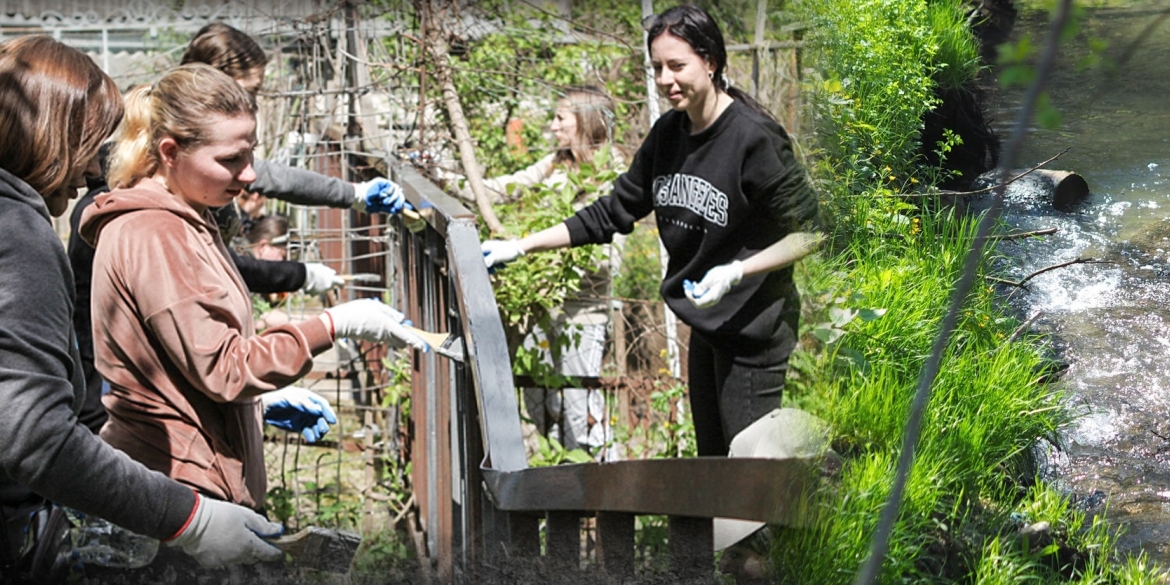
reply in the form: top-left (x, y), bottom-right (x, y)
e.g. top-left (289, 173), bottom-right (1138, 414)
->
top-left (687, 324), bottom-right (795, 457)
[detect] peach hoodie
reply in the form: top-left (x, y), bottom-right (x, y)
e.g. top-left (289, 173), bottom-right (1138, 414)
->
top-left (79, 178), bottom-right (333, 510)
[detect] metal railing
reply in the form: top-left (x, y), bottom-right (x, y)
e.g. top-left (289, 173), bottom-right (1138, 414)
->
top-left (391, 163), bottom-right (813, 583)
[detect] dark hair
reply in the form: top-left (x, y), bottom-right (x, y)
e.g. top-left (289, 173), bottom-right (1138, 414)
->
top-left (246, 213), bottom-right (288, 246)
top-left (0, 36), bottom-right (122, 199)
top-left (181, 23), bottom-right (268, 84)
top-left (644, 5), bottom-right (773, 119)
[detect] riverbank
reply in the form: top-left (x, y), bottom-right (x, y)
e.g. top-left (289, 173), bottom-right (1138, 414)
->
top-left (776, 0), bottom-right (1165, 581)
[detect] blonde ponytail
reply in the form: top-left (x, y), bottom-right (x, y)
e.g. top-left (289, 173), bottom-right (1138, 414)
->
top-left (107, 84), bottom-right (156, 189)
top-left (106, 63), bottom-right (256, 190)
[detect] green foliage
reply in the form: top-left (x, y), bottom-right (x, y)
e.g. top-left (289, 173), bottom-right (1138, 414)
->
top-left (265, 485), bottom-right (296, 527)
top-left (927, 1), bottom-right (984, 90)
top-left (795, 0), bottom-right (942, 200)
top-left (350, 528), bottom-right (418, 584)
top-left (484, 154), bottom-right (617, 378)
top-left (612, 220), bottom-right (661, 301)
top-left (778, 1), bottom-right (1160, 581)
top-left (528, 434), bottom-right (594, 467)
top-left (610, 379), bottom-right (697, 460)
top-left (443, 3), bottom-right (643, 178)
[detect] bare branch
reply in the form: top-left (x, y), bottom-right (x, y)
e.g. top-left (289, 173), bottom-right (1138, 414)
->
top-left (1008, 311), bottom-right (1044, 343)
top-left (987, 227), bottom-right (1058, 242)
top-left (420, 0), bottom-right (506, 234)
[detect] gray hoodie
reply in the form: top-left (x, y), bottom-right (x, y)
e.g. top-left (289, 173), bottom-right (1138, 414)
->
top-left (0, 167), bottom-right (193, 540)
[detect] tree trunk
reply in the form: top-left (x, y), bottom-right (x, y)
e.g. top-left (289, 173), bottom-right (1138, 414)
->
top-left (419, 0), bottom-right (506, 234)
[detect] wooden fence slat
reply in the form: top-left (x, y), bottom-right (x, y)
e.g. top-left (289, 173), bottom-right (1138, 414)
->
top-left (669, 515), bottom-right (713, 583)
top-left (507, 512), bottom-right (541, 558)
top-left (596, 512), bottom-right (635, 580)
top-left (546, 511), bottom-right (581, 571)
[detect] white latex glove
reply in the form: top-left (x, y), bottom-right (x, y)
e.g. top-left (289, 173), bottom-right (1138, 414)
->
top-left (165, 494), bottom-right (283, 569)
top-left (302, 263), bottom-right (344, 295)
top-left (260, 387), bottom-right (338, 443)
top-left (482, 239), bottom-right (525, 270)
top-left (324, 298), bottom-right (429, 352)
top-left (684, 260), bottom-right (744, 309)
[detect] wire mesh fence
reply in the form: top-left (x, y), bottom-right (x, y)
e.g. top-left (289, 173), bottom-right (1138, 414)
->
top-left (30, 0), bottom-right (803, 575)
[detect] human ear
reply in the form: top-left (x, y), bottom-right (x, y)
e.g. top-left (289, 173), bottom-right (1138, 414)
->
top-left (157, 136), bottom-right (180, 168)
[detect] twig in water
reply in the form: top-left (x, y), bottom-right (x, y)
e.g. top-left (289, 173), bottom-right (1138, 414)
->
top-left (988, 227), bottom-right (1058, 242)
top-left (997, 257), bottom-right (1111, 289)
top-left (1008, 311), bottom-right (1044, 343)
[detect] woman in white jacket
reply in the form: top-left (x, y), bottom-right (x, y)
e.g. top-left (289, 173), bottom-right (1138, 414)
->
top-left (474, 86), bottom-right (626, 459)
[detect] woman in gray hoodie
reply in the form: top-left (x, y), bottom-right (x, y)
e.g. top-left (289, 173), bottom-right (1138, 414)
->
top-left (0, 35), bottom-right (286, 580)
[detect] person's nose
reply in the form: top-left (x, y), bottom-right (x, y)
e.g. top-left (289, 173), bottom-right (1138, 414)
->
top-left (656, 69), bottom-right (673, 90)
top-left (238, 161), bottom-right (257, 185)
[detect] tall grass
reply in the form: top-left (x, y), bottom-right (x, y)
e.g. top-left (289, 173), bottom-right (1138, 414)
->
top-left (781, 0), bottom-right (1163, 582)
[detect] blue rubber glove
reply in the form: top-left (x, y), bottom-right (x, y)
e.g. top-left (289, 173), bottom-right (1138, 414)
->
top-left (260, 387), bottom-right (338, 443)
top-left (352, 178), bottom-right (409, 214)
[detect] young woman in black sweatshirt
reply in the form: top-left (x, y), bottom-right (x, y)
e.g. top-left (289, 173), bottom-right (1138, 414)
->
top-left (482, 4), bottom-right (822, 456)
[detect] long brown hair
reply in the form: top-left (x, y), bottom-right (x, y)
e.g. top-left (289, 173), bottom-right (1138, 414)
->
top-left (181, 22), bottom-right (268, 85)
top-left (108, 63), bottom-right (257, 188)
top-left (0, 35), bottom-right (122, 197)
top-left (552, 85), bottom-right (617, 168)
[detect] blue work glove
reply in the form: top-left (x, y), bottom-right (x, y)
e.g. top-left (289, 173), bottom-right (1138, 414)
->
top-left (352, 178), bottom-right (410, 214)
top-left (260, 387), bottom-right (338, 443)
top-left (684, 260), bottom-right (744, 309)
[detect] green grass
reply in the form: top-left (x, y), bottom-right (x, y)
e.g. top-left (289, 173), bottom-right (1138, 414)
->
top-left (780, 2), bottom-right (1161, 580)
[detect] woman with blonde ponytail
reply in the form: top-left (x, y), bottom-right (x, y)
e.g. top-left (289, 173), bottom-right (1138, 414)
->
top-left (78, 63), bottom-right (425, 535)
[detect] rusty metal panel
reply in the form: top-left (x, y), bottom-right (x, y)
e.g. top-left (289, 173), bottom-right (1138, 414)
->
top-left (483, 458), bottom-right (812, 527)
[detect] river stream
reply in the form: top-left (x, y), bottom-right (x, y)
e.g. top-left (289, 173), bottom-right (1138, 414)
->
top-left (990, 0), bottom-right (1170, 564)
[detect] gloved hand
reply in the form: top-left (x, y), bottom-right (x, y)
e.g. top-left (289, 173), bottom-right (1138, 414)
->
top-left (165, 493), bottom-right (284, 569)
top-left (684, 260), bottom-right (744, 309)
top-left (352, 178), bottom-right (409, 214)
top-left (324, 298), bottom-right (429, 352)
top-left (302, 263), bottom-right (344, 296)
top-left (482, 240), bottom-right (525, 270)
top-left (261, 387), bottom-right (338, 443)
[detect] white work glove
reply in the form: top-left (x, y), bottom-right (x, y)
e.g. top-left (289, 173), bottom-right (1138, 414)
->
top-left (260, 387), bottom-right (338, 443)
top-left (481, 240), bottom-right (525, 271)
top-left (352, 178), bottom-right (410, 214)
top-left (324, 298), bottom-right (429, 352)
top-left (302, 263), bottom-right (344, 295)
top-left (684, 260), bottom-right (744, 309)
top-left (165, 494), bottom-right (284, 569)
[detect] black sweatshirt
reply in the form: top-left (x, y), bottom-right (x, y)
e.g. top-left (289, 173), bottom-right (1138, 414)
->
top-left (565, 100), bottom-right (819, 346)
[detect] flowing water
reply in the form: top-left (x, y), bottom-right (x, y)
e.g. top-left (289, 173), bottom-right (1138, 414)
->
top-left (988, 1), bottom-right (1170, 564)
